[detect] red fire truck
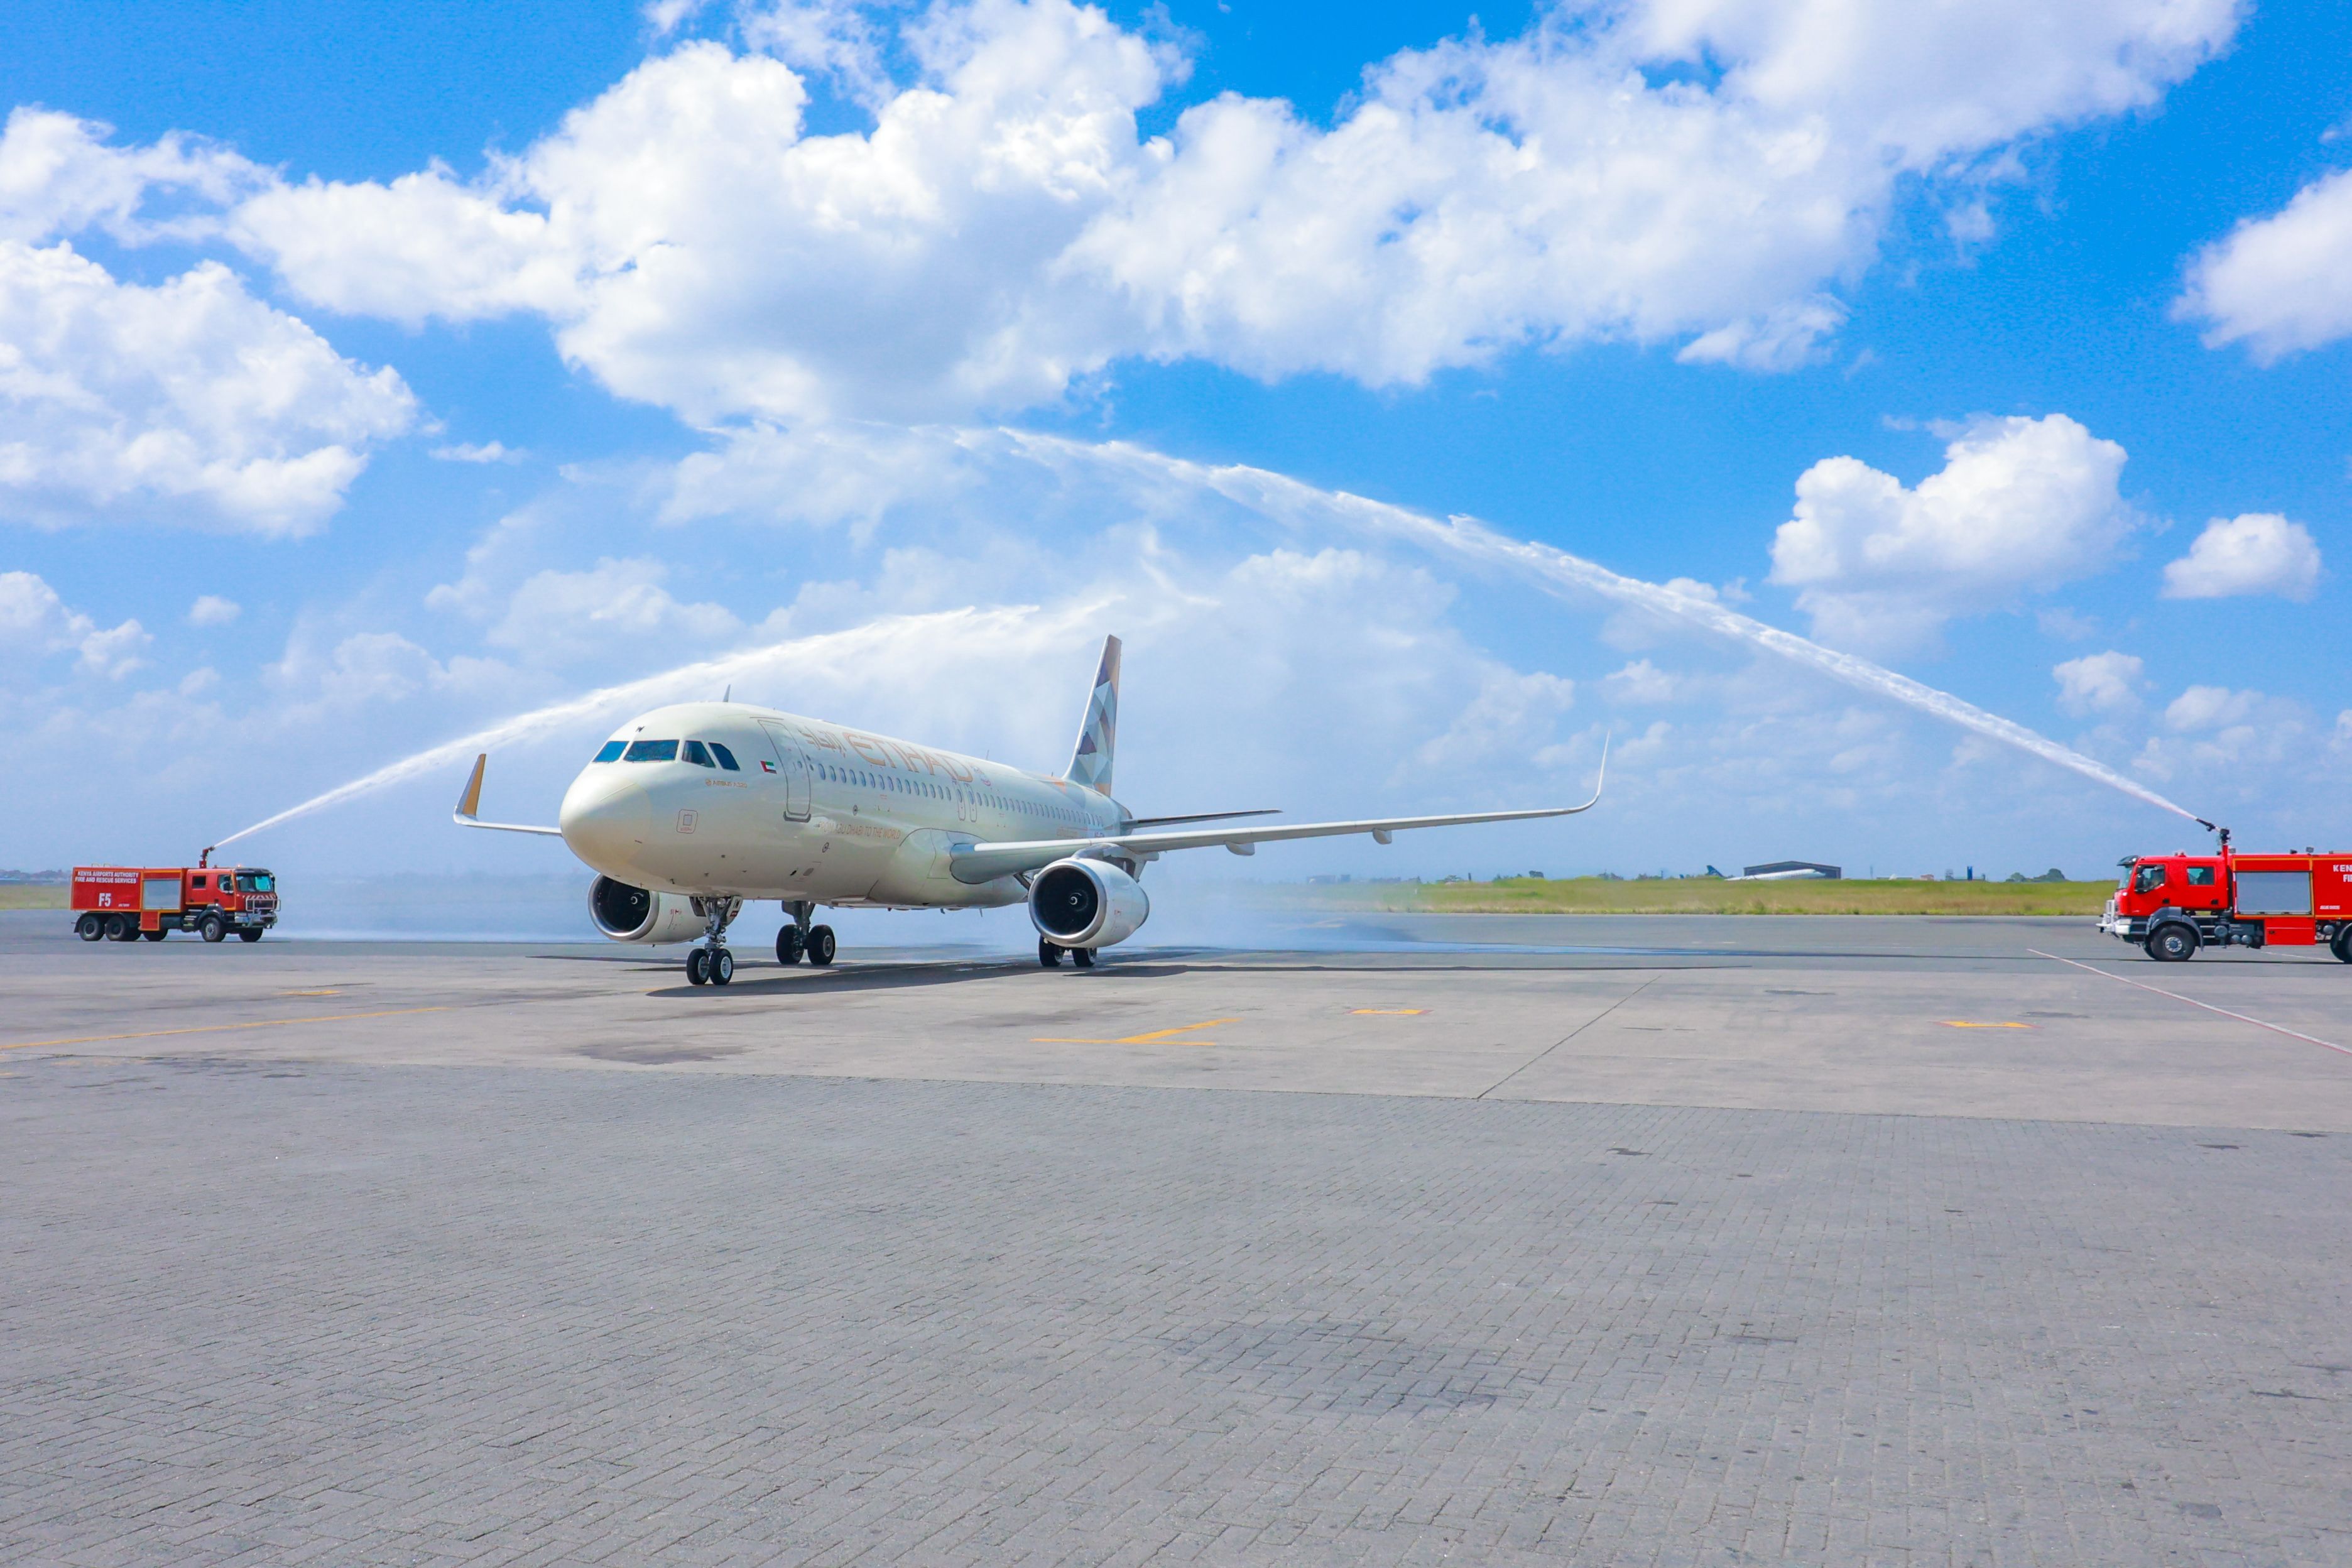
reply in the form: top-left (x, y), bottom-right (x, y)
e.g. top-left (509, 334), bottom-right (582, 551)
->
top-left (70, 857), bottom-right (279, 944)
top-left (2101, 832), bottom-right (2351, 962)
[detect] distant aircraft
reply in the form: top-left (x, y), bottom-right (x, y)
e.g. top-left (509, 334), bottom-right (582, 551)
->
top-left (455, 636), bottom-right (1606, 984)
top-left (1708, 864), bottom-right (1831, 882)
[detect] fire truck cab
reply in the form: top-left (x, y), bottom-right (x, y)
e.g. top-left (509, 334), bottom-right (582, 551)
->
top-left (71, 863), bottom-right (280, 944)
top-left (2101, 843), bottom-right (2352, 963)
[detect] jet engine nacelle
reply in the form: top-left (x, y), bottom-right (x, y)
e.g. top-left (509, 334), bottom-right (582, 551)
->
top-left (588, 876), bottom-right (704, 944)
top-left (1029, 858), bottom-right (1150, 949)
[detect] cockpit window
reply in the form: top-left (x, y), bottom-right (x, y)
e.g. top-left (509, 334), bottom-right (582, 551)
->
top-left (684, 740), bottom-right (716, 768)
top-left (709, 742), bottom-right (740, 771)
top-left (624, 739), bottom-right (679, 763)
top-left (593, 741), bottom-right (626, 763)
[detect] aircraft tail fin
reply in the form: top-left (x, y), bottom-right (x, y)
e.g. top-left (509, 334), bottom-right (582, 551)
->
top-left (1063, 634), bottom-right (1121, 796)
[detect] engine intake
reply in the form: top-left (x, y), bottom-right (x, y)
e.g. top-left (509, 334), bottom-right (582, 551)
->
top-left (1030, 858), bottom-right (1150, 949)
top-left (587, 876), bottom-right (704, 944)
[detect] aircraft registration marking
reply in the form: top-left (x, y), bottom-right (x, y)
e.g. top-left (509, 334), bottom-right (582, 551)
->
top-left (1033, 1018), bottom-right (1238, 1046)
top-left (1940, 1020), bottom-right (2033, 1029)
top-left (1351, 1008), bottom-right (1426, 1015)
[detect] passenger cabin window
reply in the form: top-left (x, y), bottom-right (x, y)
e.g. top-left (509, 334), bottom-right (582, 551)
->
top-left (593, 741), bottom-right (626, 763)
top-left (624, 739), bottom-right (679, 763)
top-left (684, 741), bottom-right (716, 768)
top-left (2133, 864), bottom-right (2167, 894)
top-left (2185, 866), bottom-right (2217, 886)
top-left (192, 875), bottom-right (208, 890)
top-left (709, 743), bottom-right (739, 771)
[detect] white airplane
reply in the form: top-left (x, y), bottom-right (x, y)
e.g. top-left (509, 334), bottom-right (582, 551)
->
top-left (454, 636), bottom-right (1606, 985)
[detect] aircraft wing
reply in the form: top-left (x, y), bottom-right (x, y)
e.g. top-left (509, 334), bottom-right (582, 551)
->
top-left (949, 742), bottom-right (1605, 885)
top-left (452, 753), bottom-right (565, 837)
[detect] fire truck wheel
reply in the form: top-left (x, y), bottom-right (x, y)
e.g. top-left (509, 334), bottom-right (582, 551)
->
top-left (2148, 924), bottom-right (2197, 962)
top-left (200, 914), bottom-right (227, 944)
top-left (2333, 928), bottom-right (2352, 964)
top-left (775, 925), bottom-right (805, 965)
top-left (686, 947), bottom-right (710, 986)
top-left (710, 948), bottom-right (735, 986)
top-left (807, 925), bottom-right (837, 967)
top-left (75, 913), bottom-right (102, 941)
top-left (106, 914), bottom-right (135, 941)
top-left (141, 927), bottom-right (166, 942)
top-left (238, 928), bottom-right (263, 942)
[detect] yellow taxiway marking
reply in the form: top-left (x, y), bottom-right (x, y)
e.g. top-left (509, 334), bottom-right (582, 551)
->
top-left (278, 989), bottom-right (342, 997)
top-left (1941, 1020), bottom-right (2033, 1029)
top-left (1033, 1018), bottom-right (1238, 1046)
top-left (1351, 1008), bottom-right (1427, 1015)
top-left (1, 1007), bottom-right (450, 1052)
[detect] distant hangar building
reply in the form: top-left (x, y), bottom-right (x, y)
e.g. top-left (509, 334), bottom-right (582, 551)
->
top-left (1743, 861), bottom-right (1842, 879)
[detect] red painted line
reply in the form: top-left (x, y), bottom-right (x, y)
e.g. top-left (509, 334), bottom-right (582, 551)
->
top-left (2029, 949), bottom-right (2352, 1059)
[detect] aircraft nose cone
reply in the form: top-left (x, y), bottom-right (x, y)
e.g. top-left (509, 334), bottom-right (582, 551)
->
top-left (560, 770), bottom-right (654, 873)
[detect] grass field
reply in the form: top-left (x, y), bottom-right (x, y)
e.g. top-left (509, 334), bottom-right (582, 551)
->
top-left (1285, 876), bottom-right (2115, 917)
top-left (0, 886), bottom-right (68, 910)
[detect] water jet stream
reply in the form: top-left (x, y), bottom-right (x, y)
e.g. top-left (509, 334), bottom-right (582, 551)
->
top-left (1040, 434), bottom-right (2203, 826)
top-left (209, 606), bottom-right (1053, 851)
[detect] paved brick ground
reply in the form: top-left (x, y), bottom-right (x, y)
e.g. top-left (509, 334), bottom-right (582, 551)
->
top-left (3, 1056), bottom-right (2347, 1567)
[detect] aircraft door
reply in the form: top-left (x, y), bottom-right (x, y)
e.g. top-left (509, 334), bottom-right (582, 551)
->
top-left (756, 721), bottom-right (814, 820)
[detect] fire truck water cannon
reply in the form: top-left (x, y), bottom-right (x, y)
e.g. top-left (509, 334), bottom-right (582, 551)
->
top-left (70, 861), bottom-right (279, 944)
top-left (2101, 821), bottom-right (2352, 964)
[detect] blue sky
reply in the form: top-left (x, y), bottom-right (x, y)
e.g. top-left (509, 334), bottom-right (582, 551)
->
top-left (2, 0), bottom-right (2346, 899)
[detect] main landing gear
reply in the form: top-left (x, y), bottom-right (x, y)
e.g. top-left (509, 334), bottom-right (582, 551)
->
top-left (1037, 939), bottom-right (1096, 969)
top-left (774, 901), bottom-right (836, 968)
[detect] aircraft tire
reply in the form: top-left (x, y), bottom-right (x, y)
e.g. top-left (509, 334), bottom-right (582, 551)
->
top-left (776, 926), bottom-right (805, 966)
top-left (200, 914), bottom-right (227, 944)
top-left (1071, 947), bottom-right (1096, 969)
top-left (710, 948), bottom-right (735, 986)
top-left (76, 914), bottom-right (102, 941)
top-left (687, 947), bottom-right (710, 986)
top-left (807, 926), bottom-right (837, 967)
top-left (1038, 938), bottom-right (1063, 968)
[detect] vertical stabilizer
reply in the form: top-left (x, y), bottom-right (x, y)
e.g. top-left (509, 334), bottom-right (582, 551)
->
top-left (1064, 635), bottom-right (1121, 796)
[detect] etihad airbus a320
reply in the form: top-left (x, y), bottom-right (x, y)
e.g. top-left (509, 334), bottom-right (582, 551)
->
top-left (453, 636), bottom-right (1605, 985)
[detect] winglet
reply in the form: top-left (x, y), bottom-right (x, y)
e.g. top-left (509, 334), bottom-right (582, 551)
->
top-left (450, 754), bottom-right (565, 836)
top-left (456, 753), bottom-right (488, 822)
top-left (1577, 731), bottom-right (1609, 812)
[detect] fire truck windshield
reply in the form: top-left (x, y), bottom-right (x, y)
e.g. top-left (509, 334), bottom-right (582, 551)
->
top-left (235, 873), bottom-right (274, 892)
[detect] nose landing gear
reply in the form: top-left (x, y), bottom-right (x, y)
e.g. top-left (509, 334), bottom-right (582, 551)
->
top-left (687, 896), bottom-right (742, 986)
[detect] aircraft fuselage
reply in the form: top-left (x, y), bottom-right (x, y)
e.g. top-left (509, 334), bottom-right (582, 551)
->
top-left (559, 701), bottom-right (1123, 908)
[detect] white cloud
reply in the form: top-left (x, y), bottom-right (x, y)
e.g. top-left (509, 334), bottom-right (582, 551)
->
top-left (0, 106), bottom-right (260, 246)
top-left (223, 0), bottom-right (2237, 421)
top-left (1603, 658), bottom-right (1682, 705)
top-left (2052, 650), bottom-right (2142, 716)
top-left (430, 440), bottom-right (524, 464)
top-left (188, 594), bottom-right (241, 626)
top-left (2177, 167), bottom-right (2352, 361)
top-left (485, 558), bottom-right (743, 664)
top-left (2160, 513), bottom-right (2321, 601)
top-left (0, 241), bottom-right (416, 533)
top-left (2164, 683), bottom-right (2257, 733)
top-left (0, 569), bottom-right (150, 678)
top-left (1767, 413), bottom-right (2135, 653)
